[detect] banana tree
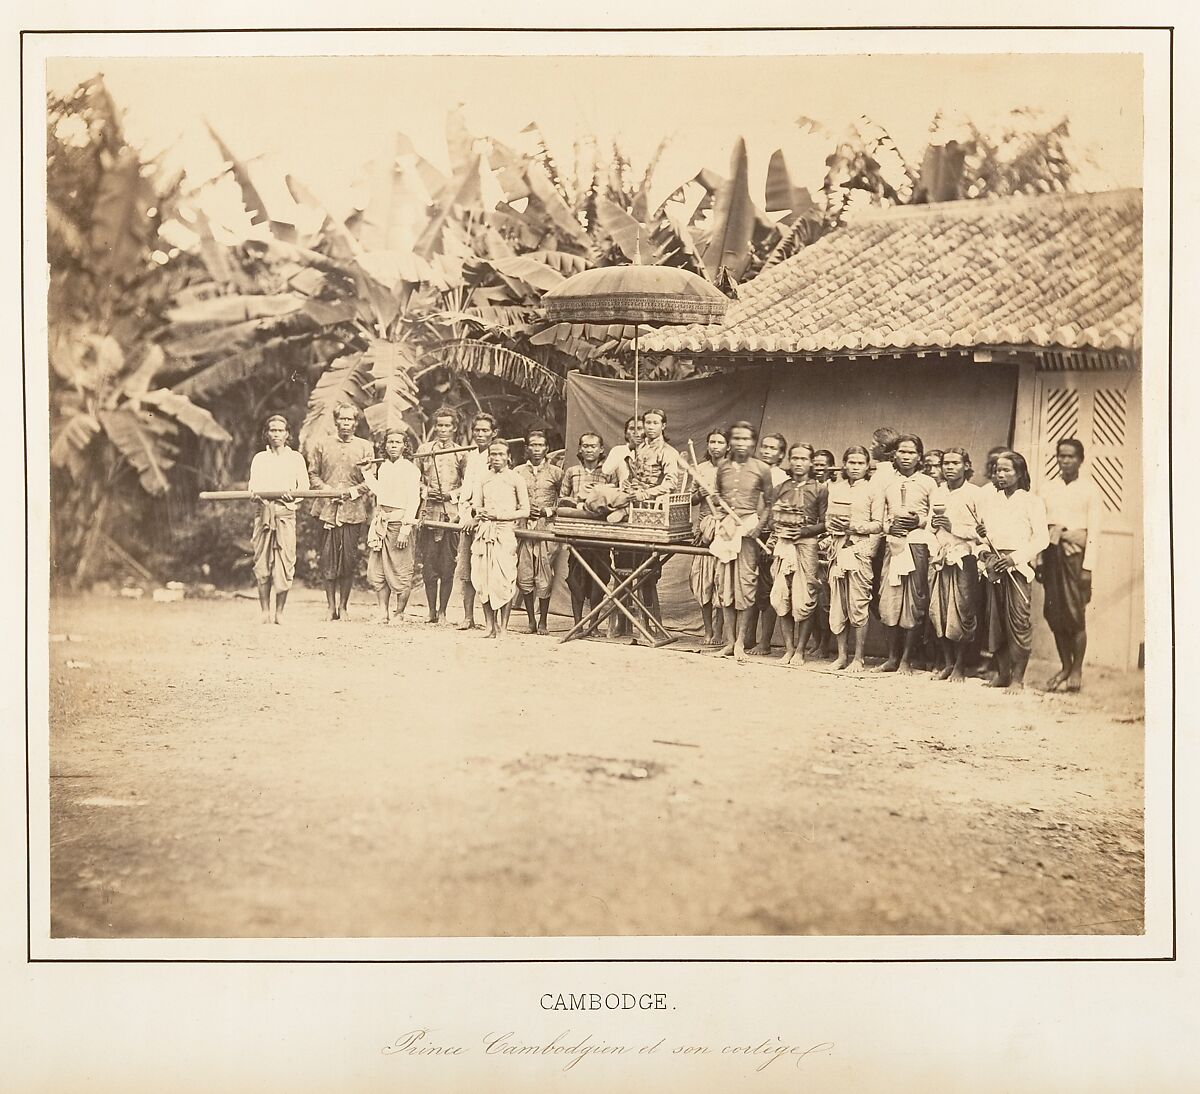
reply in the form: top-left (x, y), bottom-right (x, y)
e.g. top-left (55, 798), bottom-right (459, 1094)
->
top-left (48, 77), bottom-right (234, 584)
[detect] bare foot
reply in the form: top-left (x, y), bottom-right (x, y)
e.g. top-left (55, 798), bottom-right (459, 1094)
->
top-left (537, 624), bottom-right (549, 636)
top-left (749, 646), bottom-right (773, 657)
top-left (1045, 669), bottom-right (1068, 691)
top-left (456, 620), bottom-right (477, 631)
top-left (272, 616), bottom-right (282, 626)
top-left (437, 611), bottom-right (448, 624)
top-left (845, 658), bottom-right (865, 674)
top-left (934, 665), bottom-right (953, 681)
top-left (987, 675), bottom-right (1012, 689)
top-left (831, 655), bottom-right (849, 671)
top-left (896, 660), bottom-right (914, 676)
top-left (702, 634), bottom-right (718, 647)
top-left (426, 614), bottom-right (439, 624)
top-left (326, 610), bottom-right (339, 622)
top-left (377, 615), bottom-right (390, 625)
top-left (875, 659), bottom-right (900, 673)
top-left (1063, 675), bottom-right (1082, 693)
top-left (715, 643), bottom-right (735, 658)
top-left (947, 667), bottom-right (966, 684)
top-left (260, 614), bottom-right (271, 625)
top-left (1005, 681), bottom-right (1025, 694)
top-left (780, 650), bottom-right (795, 667)
top-left (734, 642), bottom-right (748, 664)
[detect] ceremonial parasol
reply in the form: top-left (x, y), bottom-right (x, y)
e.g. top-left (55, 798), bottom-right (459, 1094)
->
top-left (542, 263), bottom-right (729, 423)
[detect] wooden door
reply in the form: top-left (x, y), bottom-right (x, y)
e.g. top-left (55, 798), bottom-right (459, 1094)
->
top-left (1031, 369), bottom-right (1143, 669)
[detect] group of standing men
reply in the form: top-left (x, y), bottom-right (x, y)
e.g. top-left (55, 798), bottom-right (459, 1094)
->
top-left (245, 406), bottom-right (1102, 692)
top-left (683, 422), bottom-right (1102, 693)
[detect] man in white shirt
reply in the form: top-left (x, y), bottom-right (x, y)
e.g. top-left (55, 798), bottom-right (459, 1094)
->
top-left (248, 414), bottom-right (310, 624)
top-left (1040, 438), bottom-right (1104, 692)
top-left (876, 434), bottom-right (938, 674)
top-left (454, 413), bottom-right (498, 631)
top-left (601, 415), bottom-right (645, 482)
top-left (927, 447), bottom-right (984, 681)
top-left (977, 450), bottom-right (1049, 692)
top-left (362, 430), bottom-right (423, 624)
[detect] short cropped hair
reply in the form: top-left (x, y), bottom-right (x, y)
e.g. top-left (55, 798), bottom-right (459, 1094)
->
top-left (471, 412), bottom-right (498, 431)
top-left (728, 420), bottom-right (759, 442)
top-left (1057, 437), bottom-right (1085, 460)
top-left (432, 407), bottom-right (459, 426)
top-left (333, 402), bottom-right (359, 420)
top-left (526, 428), bottom-right (548, 444)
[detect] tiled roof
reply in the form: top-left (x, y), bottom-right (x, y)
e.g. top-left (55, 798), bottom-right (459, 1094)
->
top-left (642, 189), bottom-right (1142, 356)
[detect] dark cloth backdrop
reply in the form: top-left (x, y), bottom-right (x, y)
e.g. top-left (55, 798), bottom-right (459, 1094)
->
top-left (558, 361), bottom-right (1019, 633)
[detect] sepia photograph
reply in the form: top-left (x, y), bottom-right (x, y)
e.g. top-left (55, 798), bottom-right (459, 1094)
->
top-left (34, 37), bottom-right (1156, 950)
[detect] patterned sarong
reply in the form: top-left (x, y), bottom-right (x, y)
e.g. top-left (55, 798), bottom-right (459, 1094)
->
top-left (366, 509), bottom-right (415, 594)
top-left (769, 538), bottom-right (822, 622)
top-left (981, 557), bottom-right (1033, 654)
top-left (878, 540), bottom-right (931, 628)
top-left (318, 521), bottom-right (363, 580)
top-left (828, 540), bottom-right (877, 634)
top-left (929, 549), bottom-right (979, 642)
top-left (251, 502), bottom-right (297, 590)
top-left (516, 516), bottom-right (560, 598)
top-left (715, 536), bottom-right (760, 609)
top-left (1041, 540), bottom-right (1091, 634)
top-left (470, 519), bottom-right (518, 608)
top-left (690, 513), bottom-right (720, 606)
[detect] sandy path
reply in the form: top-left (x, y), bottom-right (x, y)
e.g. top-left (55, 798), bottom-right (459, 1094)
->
top-left (47, 594), bottom-right (1144, 938)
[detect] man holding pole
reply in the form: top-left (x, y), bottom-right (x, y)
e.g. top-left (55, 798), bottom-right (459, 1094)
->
top-left (712, 421), bottom-right (775, 663)
top-left (248, 414), bottom-right (310, 624)
top-left (515, 428), bottom-right (564, 635)
top-left (415, 408), bottom-right (466, 624)
top-left (306, 403), bottom-right (374, 621)
top-left (455, 412), bottom-right (499, 631)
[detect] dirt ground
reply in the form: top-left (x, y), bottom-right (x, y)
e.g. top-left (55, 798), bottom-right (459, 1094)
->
top-left (47, 588), bottom-right (1145, 938)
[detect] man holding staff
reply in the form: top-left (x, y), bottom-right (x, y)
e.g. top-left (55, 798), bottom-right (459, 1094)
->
top-left (559, 432), bottom-right (613, 631)
top-left (1040, 438), bottom-right (1103, 693)
top-left (361, 429), bottom-right (422, 624)
top-left (415, 408), bottom-right (466, 624)
top-left (455, 412), bottom-right (499, 631)
top-left (712, 421), bottom-right (775, 663)
top-left (248, 414), bottom-right (310, 624)
top-left (928, 447), bottom-right (984, 681)
top-left (515, 428), bottom-right (564, 635)
top-left (306, 402), bottom-right (374, 621)
top-left (826, 446), bottom-right (883, 672)
top-left (765, 442), bottom-right (828, 666)
top-left (744, 431), bottom-right (788, 655)
top-left (976, 450), bottom-right (1049, 692)
top-left (468, 439), bottom-right (530, 640)
top-left (876, 434), bottom-right (937, 675)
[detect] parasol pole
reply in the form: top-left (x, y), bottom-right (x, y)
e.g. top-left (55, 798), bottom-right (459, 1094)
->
top-left (634, 322), bottom-right (639, 427)
top-left (633, 232), bottom-right (641, 426)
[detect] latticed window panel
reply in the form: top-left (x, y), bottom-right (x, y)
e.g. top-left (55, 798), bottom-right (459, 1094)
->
top-left (1092, 388), bottom-right (1128, 448)
top-left (1090, 455), bottom-right (1124, 513)
top-left (1040, 387), bottom-right (1080, 482)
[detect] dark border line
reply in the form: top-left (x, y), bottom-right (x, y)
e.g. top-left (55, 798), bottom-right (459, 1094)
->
top-left (17, 26), bottom-right (1177, 33)
top-left (24, 24), bottom-right (1175, 965)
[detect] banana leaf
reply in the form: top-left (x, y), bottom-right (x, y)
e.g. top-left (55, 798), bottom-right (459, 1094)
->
top-left (206, 122), bottom-right (270, 226)
top-left (165, 293), bottom-right (306, 328)
top-left (50, 412), bottom-right (102, 481)
top-left (89, 147), bottom-right (158, 284)
top-left (97, 406), bottom-right (179, 495)
top-left (138, 389), bottom-right (233, 444)
top-left (301, 353), bottom-right (372, 448)
top-left (427, 339), bottom-right (564, 405)
top-left (702, 138), bottom-right (756, 281)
